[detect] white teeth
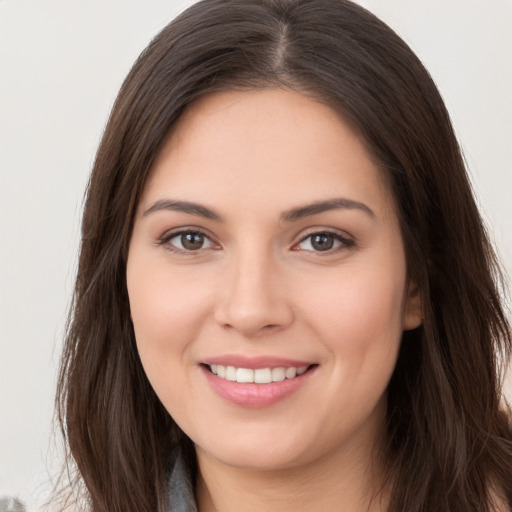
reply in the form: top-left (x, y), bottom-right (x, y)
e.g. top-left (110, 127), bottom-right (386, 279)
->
top-left (285, 367), bottom-right (297, 379)
top-left (297, 366), bottom-right (308, 375)
top-left (226, 366), bottom-right (237, 381)
top-left (254, 368), bottom-right (272, 383)
top-left (236, 368), bottom-right (254, 383)
top-left (209, 364), bottom-right (310, 383)
top-left (271, 367), bottom-right (286, 382)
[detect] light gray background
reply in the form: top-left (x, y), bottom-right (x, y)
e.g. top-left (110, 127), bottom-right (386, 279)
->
top-left (1, 1), bottom-right (511, 509)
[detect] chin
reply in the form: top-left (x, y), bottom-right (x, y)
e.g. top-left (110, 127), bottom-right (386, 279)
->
top-left (194, 427), bottom-right (313, 471)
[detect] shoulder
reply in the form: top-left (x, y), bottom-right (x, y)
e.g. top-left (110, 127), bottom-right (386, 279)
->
top-left (0, 496), bottom-right (26, 512)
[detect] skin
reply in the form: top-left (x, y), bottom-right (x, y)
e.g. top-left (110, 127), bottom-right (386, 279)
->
top-left (126, 89), bottom-right (423, 512)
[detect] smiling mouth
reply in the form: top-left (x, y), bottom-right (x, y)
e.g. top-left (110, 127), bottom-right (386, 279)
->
top-left (204, 364), bottom-right (315, 384)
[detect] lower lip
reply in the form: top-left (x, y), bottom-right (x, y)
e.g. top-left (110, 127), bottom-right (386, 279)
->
top-left (202, 365), bottom-right (315, 408)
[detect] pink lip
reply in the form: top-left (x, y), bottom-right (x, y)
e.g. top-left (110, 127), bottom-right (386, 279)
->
top-left (202, 354), bottom-right (312, 369)
top-left (200, 359), bottom-right (317, 409)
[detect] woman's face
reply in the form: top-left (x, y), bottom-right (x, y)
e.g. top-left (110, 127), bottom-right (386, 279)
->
top-left (127, 89), bottom-right (421, 471)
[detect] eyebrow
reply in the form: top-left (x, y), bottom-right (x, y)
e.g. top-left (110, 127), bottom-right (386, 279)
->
top-left (281, 198), bottom-right (375, 222)
top-left (143, 199), bottom-right (223, 221)
top-left (143, 197), bottom-right (375, 222)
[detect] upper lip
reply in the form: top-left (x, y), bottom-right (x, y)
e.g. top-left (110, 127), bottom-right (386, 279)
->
top-left (201, 355), bottom-right (314, 369)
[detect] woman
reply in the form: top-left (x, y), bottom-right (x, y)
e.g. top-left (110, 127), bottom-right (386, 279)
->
top-left (55, 0), bottom-right (512, 510)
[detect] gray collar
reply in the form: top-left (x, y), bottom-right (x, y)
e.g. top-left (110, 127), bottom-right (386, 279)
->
top-left (167, 447), bottom-right (198, 512)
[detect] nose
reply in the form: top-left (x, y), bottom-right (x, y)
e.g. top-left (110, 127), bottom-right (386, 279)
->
top-left (214, 249), bottom-right (294, 338)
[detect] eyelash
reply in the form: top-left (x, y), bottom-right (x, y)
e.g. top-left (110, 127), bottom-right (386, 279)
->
top-left (157, 228), bottom-right (355, 255)
top-left (158, 229), bottom-right (219, 254)
top-left (294, 230), bottom-right (356, 254)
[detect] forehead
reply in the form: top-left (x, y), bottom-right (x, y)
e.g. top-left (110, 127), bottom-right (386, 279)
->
top-left (143, 88), bottom-right (395, 218)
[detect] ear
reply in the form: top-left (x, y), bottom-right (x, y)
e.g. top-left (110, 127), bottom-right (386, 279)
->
top-left (402, 280), bottom-right (423, 330)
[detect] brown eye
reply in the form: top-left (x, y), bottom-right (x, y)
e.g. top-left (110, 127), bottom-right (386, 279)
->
top-left (181, 232), bottom-right (205, 250)
top-left (164, 230), bottom-right (216, 252)
top-left (296, 231), bottom-right (353, 253)
top-left (310, 234), bottom-right (334, 251)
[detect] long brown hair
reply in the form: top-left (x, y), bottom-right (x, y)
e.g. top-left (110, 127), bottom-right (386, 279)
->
top-left (56, 0), bottom-right (512, 510)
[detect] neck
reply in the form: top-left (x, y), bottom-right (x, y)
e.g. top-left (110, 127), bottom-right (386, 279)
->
top-left (195, 435), bottom-right (389, 512)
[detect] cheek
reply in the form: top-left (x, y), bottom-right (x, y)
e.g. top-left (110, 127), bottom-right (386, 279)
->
top-left (128, 260), bottom-right (212, 344)
top-left (126, 259), bottom-right (217, 422)
top-left (298, 256), bottom-right (407, 389)
top-left (304, 265), bottom-right (406, 338)
top-left (126, 255), bottom-right (216, 399)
